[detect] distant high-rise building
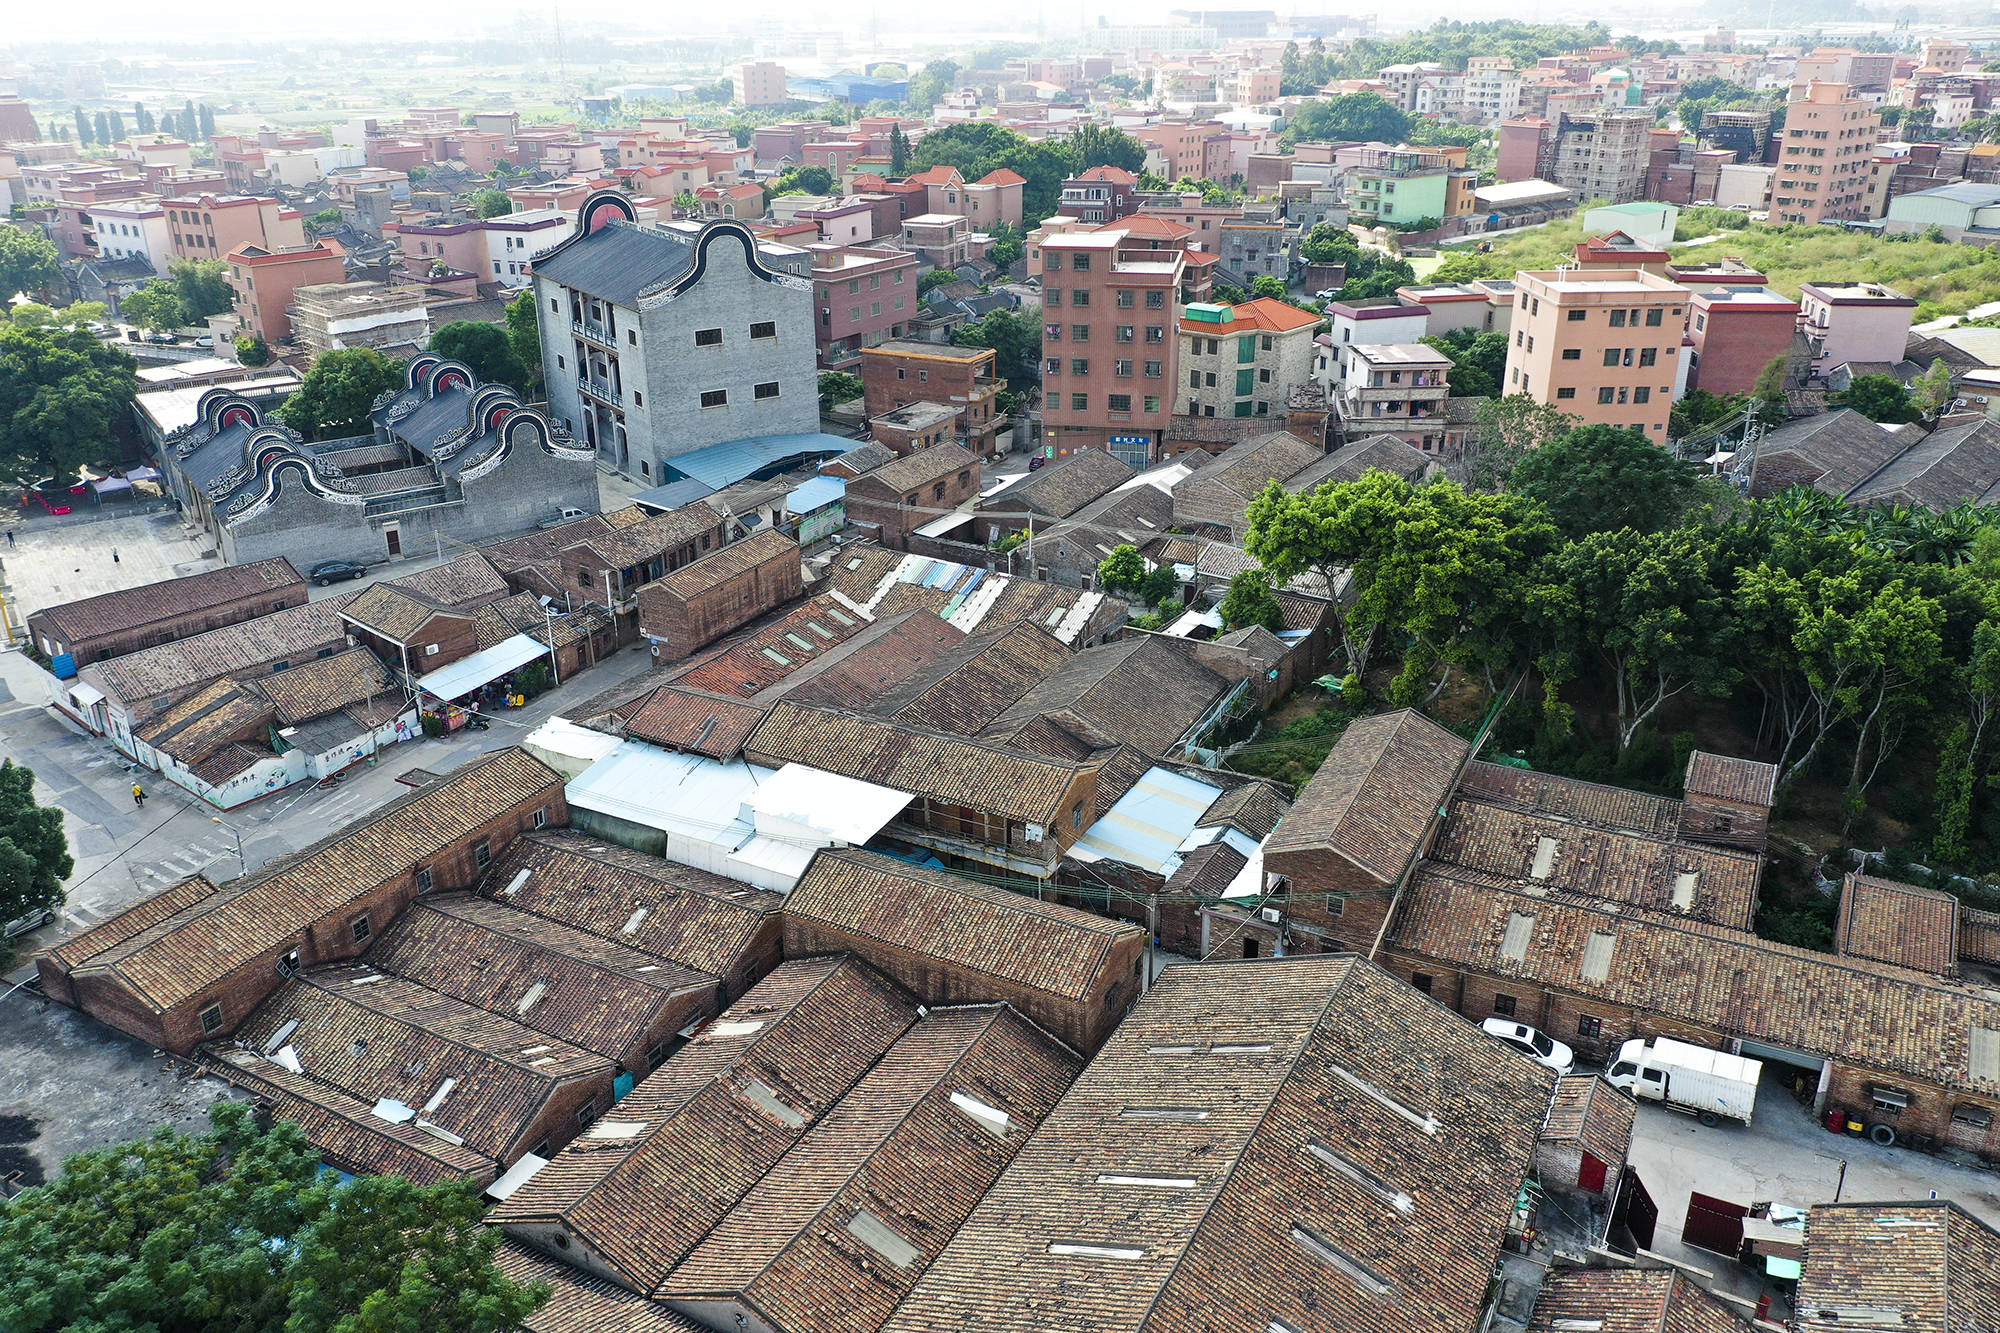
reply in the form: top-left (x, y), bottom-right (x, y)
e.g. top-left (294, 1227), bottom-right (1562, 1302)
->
top-left (739, 61), bottom-right (789, 108)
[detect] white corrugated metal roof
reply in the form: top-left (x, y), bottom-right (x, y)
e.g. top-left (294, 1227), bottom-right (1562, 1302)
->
top-left (565, 740), bottom-right (773, 846)
top-left (416, 633), bottom-right (547, 700)
top-left (1073, 765), bottom-right (1227, 875)
top-left (747, 763), bottom-right (911, 845)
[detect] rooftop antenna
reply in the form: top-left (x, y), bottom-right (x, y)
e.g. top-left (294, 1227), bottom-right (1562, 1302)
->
top-left (551, 0), bottom-right (572, 106)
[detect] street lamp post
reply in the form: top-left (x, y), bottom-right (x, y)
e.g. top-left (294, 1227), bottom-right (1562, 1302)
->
top-left (211, 816), bottom-right (245, 877)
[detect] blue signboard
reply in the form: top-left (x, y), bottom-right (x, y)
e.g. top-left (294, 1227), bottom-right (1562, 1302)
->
top-left (51, 651), bottom-right (77, 680)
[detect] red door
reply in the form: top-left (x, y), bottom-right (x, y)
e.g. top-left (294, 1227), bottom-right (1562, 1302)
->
top-left (1577, 1151), bottom-right (1608, 1194)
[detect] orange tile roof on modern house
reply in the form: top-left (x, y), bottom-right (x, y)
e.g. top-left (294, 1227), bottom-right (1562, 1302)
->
top-left (1074, 165), bottom-right (1138, 184)
top-left (1108, 214), bottom-right (1195, 241)
top-left (977, 167), bottom-right (1026, 186)
top-left (905, 166), bottom-right (964, 186)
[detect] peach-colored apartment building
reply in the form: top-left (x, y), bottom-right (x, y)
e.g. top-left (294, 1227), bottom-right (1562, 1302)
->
top-left (1040, 226), bottom-right (1185, 462)
top-left (1502, 268), bottom-right (1688, 441)
top-left (740, 61), bottom-right (789, 107)
top-left (227, 239), bottom-right (345, 342)
top-left (1797, 281), bottom-right (1917, 373)
top-left (164, 194), bottom-right (306, 262)
top-left (1772, 81), bottom-right (1881, 224)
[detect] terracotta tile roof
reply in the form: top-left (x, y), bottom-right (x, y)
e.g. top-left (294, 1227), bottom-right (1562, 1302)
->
top-left (1199, 781), bottom-right (1289, 840)
top-left (1176, 429), bottom-right (1324, 501)
top-left (190, 742), bottom-right (276, 786)
top-left (852, 442), bottom-right (979, 498)
top-left (1177, 297), bottom-right (1321, 337)
top-left (644, 529), bottom-right (796, 601)
top-left (621, 686), bottom-right (767, 758)
top-left (340, 583), bottom-right (468, 643)
top-left (881, 956), bottom-right (1557, 1333)
top-left (204, 1046), bottom-right (498, 1186)
top-left (977, 167), bottom-right (1026, 186)
top-left (134, 678), bottom-right (274, 766)
top-left (473, 593), bottom-right (609, 653)
top-left (1457, 761), bottom-right (1682, 838)
top-left (1164, 840), bottom-right (1249, 898)
top-left (1264, 710), bottom-right (1470, 882)
top-left (256, 648), bottom-right (397, 725)
top-left (905, 166), bottom-right (963, 186)
top-left (980, 635), bottom-right (1229, 759)
top-left (873, 620), bottom-right (1072, 734)
top-left (43, 873), bottom-right (219, 971)
top-left (1528, 1267), bottom-right (1751, 1333)
top-left (657, 1005), bottom-right (1081, 1330)
top-left (1390, 867), bottom-right (2000, 1097)
top-left (744, 701), bottom-right (1093, 827)
top-left (227, 966), bottom-right (609, 1160)
top-left (986, 448), bottom-right (1134, 518)
top-left (1835, 873), bottom-right (1961, 977)
top-left (773, 610), bottom-right (966, 710)
top-left (1797, 1202), bottom-right (2000, 1333)
top-left (370, 895), bottom-right (713, 1060)
top-left (1075, 165), bottom-right (1138, 184)
top-left (490, 956), bottom-right (918, 1294)
top-left (32, 557), bottom-right (304, 644)
top-left (1965, 907), bottom-right (2000, 968)
top-left (1431, 795), bottom-right (1761, 930)
top-left (1540, 1073), bottom-right (1635, 1166)
top-left (478, 831), bottom-right (782, 977)
top-left (1683, 751), bottom-right (1778, 807)
top-left (1285, 434), bottom-right (1434, 491)
top-left (670, 593), bottom-right (876, 699)
top-left (565, 505), bottom-right (722, 570)
top-left (790, 850), bottom-right (1144, 1003)
top-left (494, 1242), bottom-right (702, 1333)
top-left (84, 594), bottom-right (358, 708)
top-left (387, 550), bottom-right (510, 607)
top-left (67, 749), bottom-right (563, 1011)
top-left (481, 512), bottom-right (621, 580)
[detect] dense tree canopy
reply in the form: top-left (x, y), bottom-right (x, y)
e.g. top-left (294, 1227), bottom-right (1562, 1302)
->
top-left (951, 307), bottom-right (1042, 383)
top-left (1219, 569), bottom-right (1285, 632)
top-left (0, 1102), bottom-right (549, 1333)
top-left (0, 229), bottom-right (62, 303)
top-left (1420, 328), bottom-right (1509, 400)
top-left (504, 290), bottom-right (542, 393)
top-left (1507, 425), bottom-right (1701, 540)
top-left (274, 347), bottom-right (404, 441)
top-left (170, 258), bottom-right (235, 323)
top-left (1831, 373), bottom-right (1919, 424)
top-left (0, 324), bottom-right (138, 486)
top-left (0, 760), bottom-right (70, 929)
top-left (1284, 92), bottom-right (1411, 147)
top-left (469, 190), bottom-right (513, 218)
top-left (430, 321), bottom-right (528, 393)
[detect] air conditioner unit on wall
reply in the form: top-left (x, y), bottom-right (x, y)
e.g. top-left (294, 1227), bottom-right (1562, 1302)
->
top-left (1260, 907), bottom-right (1282, 924)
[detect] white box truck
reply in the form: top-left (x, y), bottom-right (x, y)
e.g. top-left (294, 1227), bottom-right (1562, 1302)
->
top-left (1605, 1037), bottom-right (1761, 1127)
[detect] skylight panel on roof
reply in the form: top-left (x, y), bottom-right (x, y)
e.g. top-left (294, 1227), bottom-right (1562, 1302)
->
top-left (1048, 1242), bottom-right (1146, 1260)
top-left (1305, 1141), bottom-right (1414, 1215)
top-left (785, 632), bottom-right (815, 651)
top-left (422, 1078), bottom-right (457, 1113)
top-left (847, 1209), bottom-right (922, 1268)
top-left (807, 622), bottom-right (833, 639)
top-left (1097, 1174), bottom-right (1198, 1189)
top-left (950, 1089), bottom-right (1011, 1138)
top-left (1501, 912), bottom-right (1535, 963)
top-left (1671, 870), bottom-right (1699, 911)
top-left (584, 1120), bottom-right (648, 1140)
top-left (1289, 1225), bottom-right (1395, 1298)
top-left (1328, 1065), bottom-right (1440, 1135)
top-left (501, 868), bottom-right (531, 896)
top-left (515, 981), bottom-right (548, 1014)
top-left (1973, 1026), bottom-right (2000, 1084)
top-left (621, 906), bottom-right (648, 936)
top-left (1120, 1106), bottom-right (1211, 1121)
top-left (1529, 835), bottom-right (1558, 880)
top-left (740, 1078), bottom-right (805, 1127)
top-left (710, 1019), bottom-right (766, 1038)
top-left (1580, 931), bottom-right (1617, 983)
top-left (761, 648), bottom-right (792, 665)
top-left (828, 607), bottom-right (855, 625)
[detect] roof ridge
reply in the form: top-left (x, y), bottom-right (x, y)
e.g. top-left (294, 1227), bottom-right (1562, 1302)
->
top-left (306, 968), bottom-right (593, 1075)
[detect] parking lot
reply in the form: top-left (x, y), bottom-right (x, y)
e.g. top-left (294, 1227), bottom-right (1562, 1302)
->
top-left (1624, 1063), bottom-right (2000, 1314)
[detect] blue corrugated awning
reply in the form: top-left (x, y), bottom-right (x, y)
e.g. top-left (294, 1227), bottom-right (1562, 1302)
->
top-left (660, 433), bottom-right (855, 489)
top-left (786, 474), bottom-right (845, 514)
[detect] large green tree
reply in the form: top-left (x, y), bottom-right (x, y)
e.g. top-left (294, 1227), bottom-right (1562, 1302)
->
top-left (1062, 122), bottom-right (1147, 175)
top-left (906, 59), bottom-right (960, 111)
top-left (1462, 395), bottom-right (1579, 490)
top-left (1096, 544), bottom-right (1146, 593)
top-left (1830, 372), bottom-right (1918, 424)
top-left (0, 325), bottom-right (138, 486)
top-left (430, 320), bottom-right (527, 392)
top-left (0, 1102), bottom-right (549, 1333)
top-left (274, 347), bottom-right (404, 441)
top-left (119, 281), bottom-right (185, 330)
top-left (910, 122), bottom-right (1072, 224)
top-left (0, 760), bottom-right (70, 928)
top-left (170, 258), bottom-right (235, 323)
top-left (469, 190), bottom-right (513, 219)
top-left (0, 229), bottom-right (62, 303)
top-left (504, 290), bottom-right (542, 393)
top-left (1284, 92), bottom-right (1411, 147)
top-left (1508, 424), bottom-right (1700, 539)
top-left (951, 307), bottom-right (1041, 383)
top-left (1531, 526), bottom-right (1740, 752)
top-left (1219, 568), bottom-right (1285, 632)
top-left (1420, 328), bottom-right (1508, 399)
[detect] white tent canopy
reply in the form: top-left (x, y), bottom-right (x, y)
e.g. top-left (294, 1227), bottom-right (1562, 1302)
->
top-left (417, 633), bottom-right (548, 701)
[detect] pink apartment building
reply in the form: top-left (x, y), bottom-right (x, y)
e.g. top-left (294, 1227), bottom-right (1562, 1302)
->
top-left (164, 194), bottom-right (307, 262)
top-left (228, 239), bottom-right (346, 342)
top-left (741, 62), bottom-right (789, 107)
top-left (904, 166), bottom-right (1027, 229)
top-left (1797, 281), bottom-right (1917, 373)
top-left (1772, 81), bottom-right (1881, 224)
top-left (811, 244), bottom-right (922, 369)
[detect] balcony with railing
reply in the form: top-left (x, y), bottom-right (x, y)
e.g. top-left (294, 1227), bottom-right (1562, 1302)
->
top-left (579, 376), bottom-right (623, 405)
top-left (574, 316), bottom-right (618, 346)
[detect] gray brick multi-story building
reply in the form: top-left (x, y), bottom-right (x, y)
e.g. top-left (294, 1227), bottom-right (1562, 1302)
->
top-left (531, 194), bottom-right (820, 484)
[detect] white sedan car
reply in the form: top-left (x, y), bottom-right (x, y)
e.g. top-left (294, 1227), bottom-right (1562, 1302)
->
top-left (1482, 1017), bottom-right (1575, 1073)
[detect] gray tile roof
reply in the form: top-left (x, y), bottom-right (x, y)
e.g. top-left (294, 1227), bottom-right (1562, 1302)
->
top-left (532, 222), bottom-right (695, 306)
